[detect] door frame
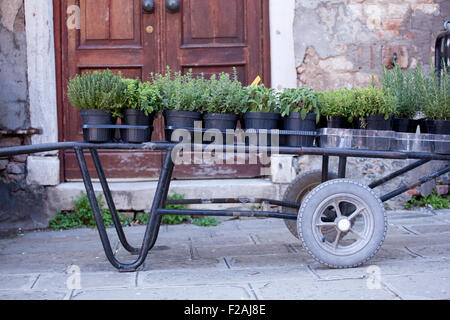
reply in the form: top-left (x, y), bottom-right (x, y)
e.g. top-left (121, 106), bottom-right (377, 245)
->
top-left (53, 0), bottom-right (271, 182)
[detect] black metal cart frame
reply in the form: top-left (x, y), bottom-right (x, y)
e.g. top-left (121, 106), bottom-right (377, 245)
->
top-left (1, 141), bottom-right (449, 272)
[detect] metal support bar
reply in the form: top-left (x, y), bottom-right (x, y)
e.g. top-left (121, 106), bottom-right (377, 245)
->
top-left (369, 159), bottom-right (430, 189)
top-left (380, 165), bottom-right (450, 202)
top-left (322, 156), bottom-right (329, 182)
top-left (90, 149), bottom-right (139, 255)
top-left (1, 142), bottom-right (450, 161)
top-left (157, 208), bottom-right (298, 220)
top-left (338, 156), bottom-right (347, 178)
top-left (166, 197), bottom-right (301, 209)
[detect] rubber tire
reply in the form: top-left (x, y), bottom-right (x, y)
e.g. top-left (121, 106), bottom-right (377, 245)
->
top-left (298, 179), bottom-right (387, 269)
top-left (282, 170), bottom-right (338, 239)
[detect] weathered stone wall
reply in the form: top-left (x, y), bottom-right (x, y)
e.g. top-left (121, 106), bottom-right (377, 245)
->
top-left (294, 0), bottom-right (449, 89)
top-left (287, 0), bottom-right (449, 210)
top-left (0, 0), bottom-right (55, 236)
top-left (0, 0), bottom-right (29, 130)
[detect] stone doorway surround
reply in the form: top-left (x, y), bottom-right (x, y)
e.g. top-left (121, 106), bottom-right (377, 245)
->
top-left (24, 0), bottom-right (59, 186)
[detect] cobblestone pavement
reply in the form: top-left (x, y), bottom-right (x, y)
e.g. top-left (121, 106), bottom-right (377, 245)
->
top-left (0, 209), bottom-right (449, 300)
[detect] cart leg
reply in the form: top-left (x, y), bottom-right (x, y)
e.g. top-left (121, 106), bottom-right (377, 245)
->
top-left (338, 156), bottom-right (347, 178)
top-left (90, 149), bottom-right (140, 255)
top-left (322, 156), bottom-right (329, 182)
top-left (145, 149), bottom-right (175, 253)
top-left (74, 146), bottom-right (175, 272)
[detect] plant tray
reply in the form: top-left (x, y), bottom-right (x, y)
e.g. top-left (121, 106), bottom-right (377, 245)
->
top-left (319, 128), bottom-right (395, 151)
top-left (394, 132), bottom-right (450, 154)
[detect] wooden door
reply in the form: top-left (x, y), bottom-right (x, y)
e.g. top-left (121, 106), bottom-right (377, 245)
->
top-left (55, 0), bottom-right (271, 181)
top-left (164, 0), bottom-right (271, 179)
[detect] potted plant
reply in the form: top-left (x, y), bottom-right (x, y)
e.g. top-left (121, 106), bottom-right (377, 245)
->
top-left (242, 84), bottom-right (281, 146)
top-left (353, 86), bottom-right (396, 131)
top-left (422, 69), bottom-right (450, 134)
top-left (152, 68), bottom-right (203, 142)
top-left (381, 65), bottom-right (424, 133)
top-left (67, 70), bottom-right (126, 143)
top-left (279, 87), bottom-right (320, 147)
top-left (202, 70), bottom-right (244, 137)
top-left (120, 79), bottom-right (160, 143)
top-left (318, 88), bottom-right (355, 129)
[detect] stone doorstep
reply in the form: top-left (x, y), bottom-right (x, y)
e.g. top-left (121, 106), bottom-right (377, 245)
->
top-left (47, 179), bottom-right (279, 213)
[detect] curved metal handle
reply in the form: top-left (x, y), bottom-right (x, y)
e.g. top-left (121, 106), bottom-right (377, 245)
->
top-left (142, 0), bottom-right (155, 13)
top-left (166, 0), bottom-right (180, 13)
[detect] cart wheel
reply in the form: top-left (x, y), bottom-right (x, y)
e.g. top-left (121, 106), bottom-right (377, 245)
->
top-left (298, 179), bottom-right (387, 268)
top-left (282, 170), bottom-right (338, 239)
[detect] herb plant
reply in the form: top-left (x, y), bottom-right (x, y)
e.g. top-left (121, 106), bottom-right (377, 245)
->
top-left (421, 68), bottom-right (450, 120)
top-left (67, 70), bottom-right (126, 117)
top-left (279, 87), bottom-right (320, 123)
top-left (317, 88), bottom-right (358, 123)
top-left (242, 84), bottom-right (279, 113)
top-left (122, 79), bottom-right (161, 116)
top-left (151, 67), bottom-right (208, 113)
top-left (354, 86), bottom-right (396, 120)
top-left (381, 65), bottom-right (426, 119)
top-left (204, 69), bottom-right (245, 114)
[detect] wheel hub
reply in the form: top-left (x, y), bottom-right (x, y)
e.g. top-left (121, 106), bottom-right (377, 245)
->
top-left (336, 217), bottom-right (351, 232)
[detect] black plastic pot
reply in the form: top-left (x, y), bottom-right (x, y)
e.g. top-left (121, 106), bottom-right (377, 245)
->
top-left (163, 110), bottom-right (202, 142)
top-left (203, 113), bottom-right (238, 144)
top-left (366, 114), bottom-right (394, 131)
top-left (121, 109), bottom-right (154, 143)
top-left (243, 112), bottom-right (281, 146)
top-left (422, 119), bottom-right (450, 135)
top-left (80, 109), bottom-right (115, 143)
top-left (282, 112), bottom-right (317, 147)
top-left (327, 116), bottom-right (352, 129)
top-left (393, 118), bottom-right (420, 133)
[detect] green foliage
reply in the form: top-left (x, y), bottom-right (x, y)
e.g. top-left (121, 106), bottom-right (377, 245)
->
top-left (353, 86), bottom-right (396, 120)
top-left (317, 88), bottom-right (358, 122)
top-left (279, 87), bottom-right (320, 122)
top-left (204, 69), bottom-right (246, 114)
top-left (242, 84), bottom-right (279, 113)
top-left (162, 192), bottom-right (191, 225)
top-left (134, 192), bottom-right (191, 225)
top-left (405, 192), bottom-right (449, 210)
top-left (381, 65), bottom-right (426, 119)
top-left (48, 192), bottom-right (132, 231)
top-left (421, 67), bottom-right (450, 120)
top-left (122, 79), bottom-right (161, 115)
top-left (67, 70), bottom-right (126, 117)
top-left (192, 217), bottom-right (221, 227)
top-left (151, 67), bottom-right (209, 113)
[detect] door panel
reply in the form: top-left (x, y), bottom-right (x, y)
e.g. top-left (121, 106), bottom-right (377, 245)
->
top-left (62, 0), bottom-right (162, 181)
top-left (164, 0), bottom-right (269, 179)
top-left (57, 0), bottom-right (270, 181)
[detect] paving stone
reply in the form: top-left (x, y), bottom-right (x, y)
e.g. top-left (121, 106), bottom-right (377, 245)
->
top-left (34, 272), bottom-right (135, 291)
top-left (195, 243), bottom-right (291, 259)
top-left (253, 278), bottom-right (398, 300)
top-left (71, 285), bottom-right (253, 300)
top-left (138, 266), bottom-right (313, 288)
top-left (0, 290), bottom-right (68, 300)
top-left (383, 273), bottom-right (450, 300)
top-left (407, 224), bottom-right (450, 235)
top-left (226, 252), bottom-right (314, 269)
top-left (0, 274), bottom-right (39, 290)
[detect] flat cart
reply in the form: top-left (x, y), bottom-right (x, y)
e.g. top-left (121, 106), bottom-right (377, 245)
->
top-left (1, 138), bottom-right (449, 272)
